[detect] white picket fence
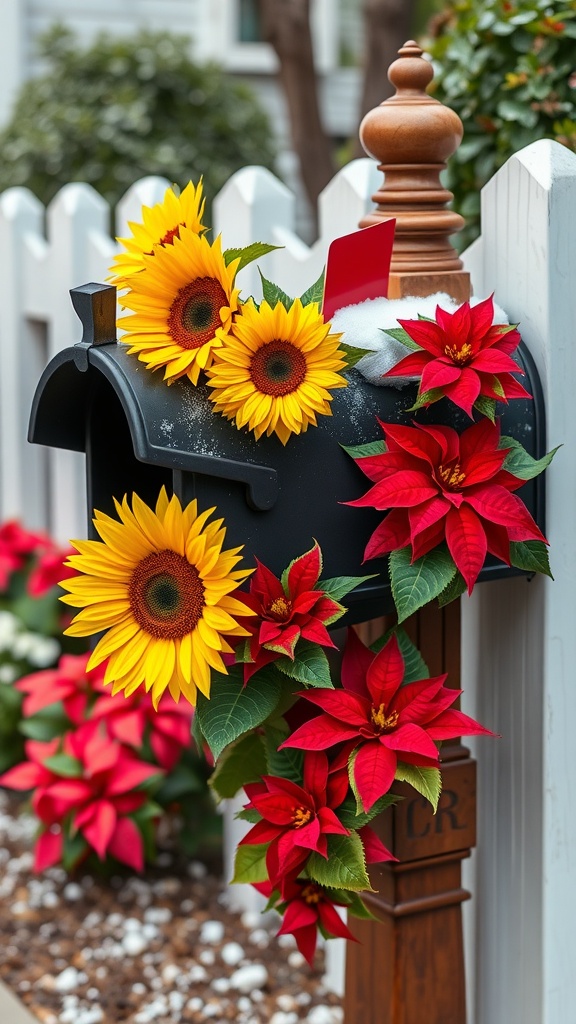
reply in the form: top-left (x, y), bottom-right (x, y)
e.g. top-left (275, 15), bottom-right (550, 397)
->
top-left (1, 143), bottom-right (575, 1022)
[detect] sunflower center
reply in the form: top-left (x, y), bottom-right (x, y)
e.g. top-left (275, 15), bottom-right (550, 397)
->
top-left (371, 704), bottom-right (399, 733)
top-left (168, 277), bottom-right (228, 351)
top-left (129, 549), bottom-right (205, 640)
top-left (267, 596), bottom-right (292, 621)
top-left (444, 342), bottom-right (472, 365)
top-left (438, 461), bottom-right (466, 490)
top-left (250, 340), bottom-right (307, 397)
top-left (292, 805), bottom-right (312, 829)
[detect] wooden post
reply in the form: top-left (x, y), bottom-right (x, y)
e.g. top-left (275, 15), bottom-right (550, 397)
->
top-left (344, 42), bottom-right (475, 1024)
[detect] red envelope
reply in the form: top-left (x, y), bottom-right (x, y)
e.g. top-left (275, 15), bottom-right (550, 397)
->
top-left (322, 218), bottom-right (396, 321)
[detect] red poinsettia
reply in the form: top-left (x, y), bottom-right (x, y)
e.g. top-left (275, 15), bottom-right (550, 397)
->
top-left (384, 295), bottom-right (531, 416)
top-left (239, 543), bottom-right (343, 682)
top-left (0, 520), bottom-right (47, 589)
top-left (347, 417), bottom-right (547, 592)
top-left (17, 653), bottom-right (105, 723)
top-left (27, 545), bottom-right (77, 597)
top-left (91, 687), bottom-right (193, 770)
top-left (239, 751), bottom-right (349, 885)
top-left (0, 723), bottom-right (161, 872)
top-left (281, 631), bottom-right (493, 812)
top-left (255, 877), bottom-right (359, 966)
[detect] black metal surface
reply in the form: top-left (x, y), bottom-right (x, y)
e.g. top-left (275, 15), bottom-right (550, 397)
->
top-left (28, 284), bottom-right (547, 623)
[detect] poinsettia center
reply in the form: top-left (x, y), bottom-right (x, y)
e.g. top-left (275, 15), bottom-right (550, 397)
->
top-left (371, 704), bottom-right (399, 733)
top-left (168, 277), bottom-right (228, 350)
top-left (301, 883), bottom-right (322, 905)
top-left (267, 596), bottom-right (292, 621)
top-left (129, 549), bottom-right (205, 639)
top-left (250, 340), bottom-right (307, 397)
top-left (292, 805), bottom-right (312, 828)
top-left (437, 461), bottom-right (466, 490)
top-left (444, 342), bottom-right (472, 365)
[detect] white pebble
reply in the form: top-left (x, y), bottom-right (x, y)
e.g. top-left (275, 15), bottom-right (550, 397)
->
top-left (277, 995), bottom-right (298, 1012)
top-left (63, 883), bottom-right (83, 901)
top-left (142, 923), bottom-right (159, 941)
top-left (297, 992), bottom-right (312, 1006)
top-left (168, 991), bottom-right (185, 1011)
top-left (123, 917), bottom-right (143, 932)
top-left (122, 933), bottom-right (148, 956)
top-left (221, 941), bottom-right (244, 966)
top-left (161, 963), bottom-right (180, 984)
top-left (240, 911), bottom-right (261, 930)
top-left (144, 907), bottom-right (172, 924)
top-left (270, 1014), bottom-right (298, 1024)
top-left (252, 989), bottom-right (264, 1002)
top-left (188, 860), bottom-right (207, 879)
top-left (86, 988), bottom-right (99, 999)
top-left (230, 964), bottom-right (269, 994)
top-left (277, 933), bottom-right (296, 949)
top-left (200, 919), bottom-right (225, 944)
top-left (105, 913), bottom-right (123, 928)
top-left (211, 978), bottom-right (230, 993)
top-left (42, 891), bottom-right (59, 908)
top-left (237, 996), bottom-right (252, 1011)
top-left (188, 965), bottom-right (208, 982)
top-left (181, 898), bottom-right (194, 913)
top-left (288, 950), bottom-right (306, 968)
top-left (54, 967), bottom-right (81, 993)
top-left (199, 949), bottom-right (215, 966)
top-left (186, 997), bottom-right (203, 1012)
top-left (132, 983), bottom-right (147, 995)
top-left (307, 1007), bottom-right (342, 1024)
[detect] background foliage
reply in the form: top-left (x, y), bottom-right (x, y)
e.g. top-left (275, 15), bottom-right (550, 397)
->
top-left (427, 0), bottom-right (576, 247)
top-left (0, 26), bottom-right (277, 212)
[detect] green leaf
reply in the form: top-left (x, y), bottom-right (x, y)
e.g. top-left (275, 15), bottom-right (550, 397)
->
top-left (437, 571), bottom-right (468, 607)
top-left (341, 439), bottom-right (386, 460)
top-left (156, 763), bottom-right (205, 804)
top-left (338, 792), bottom-right (397, 829)
top-left (389, 545), bottom-right (457, 623)
top-left (473, 395), bottom-right (497, 422)
top-left (395, 762), bottom-right (442, 813)
top-left (342, 890), bottom-right (379, 920)
top-left (510, 540), bottom-right (553, 579)
top-left (275, 641), bottom-right (333, 688)
top-left (223, 242), bottom-right (281, 272)
top-left (500, 436), bottom-right (560, 480)
top-left (62, 832), bottom-right (88, 872)
top-left (406, 387), bottom-right (444, 411)
top-left (417, 314), bottom-right (436, 322)
top-left (370, 626), bottom-right (430, 683)
top-left (232, 842), bottom-right (269, 884)
top-left (209, 732), bottom-right (268, 800)
top-left (380, 326), bottom-right (422, 352)
top-left (300, 269), bottom-right (325, 307)
top-left (347, 747), bottom-right (363, 815)
top-left (340, 343), bottom-right (374, 369)
top-left (43, 753), bottom-right (83, 778)
top-left (318, 574), bottom-right (378, 603)
top-left (235, 808), bottom-right (261, 824)
top-left (19, 711), bottom-right (68, 741)
top-left (195, 665), bottom-right (282, 761)
top-left (307, 832), bottom-right (373, 892)
top-left (258, 270), bottom-right (293, 311)
top-left (263, 724), bottom-right (304, 785)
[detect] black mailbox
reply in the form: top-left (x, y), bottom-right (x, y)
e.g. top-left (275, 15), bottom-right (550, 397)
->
top-left (29, 284), bottom-right (546, 624)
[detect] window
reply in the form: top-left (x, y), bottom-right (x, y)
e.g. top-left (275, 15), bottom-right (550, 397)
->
top-left (238, 0), bottom-right (263, 43)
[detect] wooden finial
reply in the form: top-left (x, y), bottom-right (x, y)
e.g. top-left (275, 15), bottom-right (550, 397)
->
top-left (359, 40), bottom-right (470, 302)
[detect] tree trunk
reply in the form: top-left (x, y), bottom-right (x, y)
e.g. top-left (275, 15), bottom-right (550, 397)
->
top-left (354, 0), bottom-right (417, 157)
top-left (260, 0), bottom-right (335, 214)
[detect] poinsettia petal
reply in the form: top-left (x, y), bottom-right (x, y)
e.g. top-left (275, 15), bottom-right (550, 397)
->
top-left (353, 741), bottom-right (397, 812)
top-left (0, 762), bottom-right (46, 790)
top-left (445, 505), bottom-right (487, 594)
top-left (358, 825), bottom-right (396, 864)
top-left (280, 715), bottom-right (362, 751)
top-left (294, 815), bottom-right (322, 853)
top-left (416, 423), bottom-right (459, 462)
top-left (280, 898), bottom-right (318, 932)
top-left (82, 799), bottom-right (117, 859)
top-left (107, 709), bottom-right (145, 748)
top-left (294, 689), bottom-right (370, 728)
top-left (496, 373), bottom-right (532, 400)
top-left (240, 819), bottom-right (284, 845)
top-left (341, 628), bottom-right (374, 697)
top-left (250, 794), bottom-right (301, 826)
top-left (392, 674), bottom-right (448, 723)
top-left (317, 806), bottom-right (350, 836)
top-left (150, 731), bottom-right (181, 770)
top-left (384, 351), bottom-right (431, 377)
top-left (303, 750), bottom-right (328, 800)
top-left (382, 422), bottom-right (441, 466)
top-left (288, 542), bottom-right (322, 597)
top-left (251, 558), bottom-right (284, 604)
top-left (35, 829), bottom-right (64, 873)
top-left (411, 519), bottom-right (446, 561)
top-left (106, 761), bottom-right (161, 795)
top-left (282, 919), bottom-right (319, 967)
top-left (396, 317), bottom-right (446, 353)
top-left (364, 511), bottom-right (411, 561)
top-left (420, 359), bottom-right (462, 394)
top-left (408, 496), bottom-right (450, 541)
top-left (471, 350), bottom-right (524, 374)
top-left (318, 901), bottom-right (360, 942)
top-left (459, 417), bottom-right (500, 461)
top-left (461, 448), bottom-right (508, 486)
top-left (300, 619), bottom-right (337, 648)
top-left (468, 294), bottom-right (495, 344)
top-left (355, 450), bottom-right (424, 483)
top-left (347, 472), bottom-right (438, 510)
top-left (466, 486), bottom-right (546, 540)
top-left (426, 708), bottom-right (496, 740)
top-left (366, 634), bottom-right (404, 707)
top-left (483, 520), bottom-right (511, 566)
top-left (442, 368), bottom-right (481, 418)
top-left (107, 816), bottom-right (145, 872)
top-left (383, 723), bottom-right (440, 761)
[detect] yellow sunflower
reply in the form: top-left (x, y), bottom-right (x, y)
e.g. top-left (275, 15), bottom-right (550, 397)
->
top-left (118, 228), bottom-right (241, 384)
top-left (206, 299), bottom-right (348, 445)
top-left (59, 489), bottom-right (253, 708)
top-left (110, 180), bottom-right (207, 286)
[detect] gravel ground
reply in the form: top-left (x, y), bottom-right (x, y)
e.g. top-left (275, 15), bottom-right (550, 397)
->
top-left (0, 792), bottom-right (343, 1024)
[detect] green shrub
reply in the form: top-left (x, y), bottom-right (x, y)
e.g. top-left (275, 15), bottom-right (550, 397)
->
top-left (426, 1), bottom-right (576, 247)
top-left (0, 25), bottom-right (277, 212)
